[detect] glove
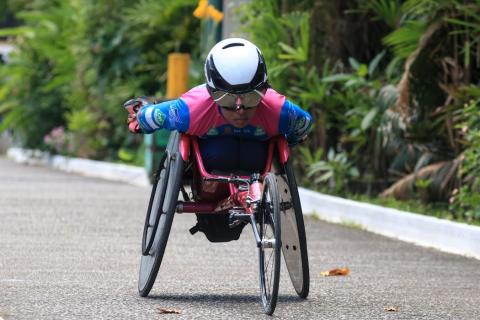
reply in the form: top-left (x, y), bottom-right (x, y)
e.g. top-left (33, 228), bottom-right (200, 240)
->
top-left (123, 97), bottom-right (152, 133)
top-left (287, 135), bottom-right (308, 147)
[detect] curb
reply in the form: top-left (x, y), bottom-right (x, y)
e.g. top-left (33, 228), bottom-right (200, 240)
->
top-left (7, 147), bottom-right (480, 260)
top-left (299, 187), bottom-right (480, 260)
top-left (6, 148), bottom-right (150, 187)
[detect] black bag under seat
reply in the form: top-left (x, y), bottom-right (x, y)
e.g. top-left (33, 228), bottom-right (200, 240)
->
top-left (189, 213), bottom-right (246, 242)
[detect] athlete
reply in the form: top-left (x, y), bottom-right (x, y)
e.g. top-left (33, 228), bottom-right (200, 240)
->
top-left (125, 38), bottom-right (312, 173)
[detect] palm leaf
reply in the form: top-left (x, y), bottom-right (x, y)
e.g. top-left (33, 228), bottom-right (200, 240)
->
top-left (383, 20), bottom-right (427, 58)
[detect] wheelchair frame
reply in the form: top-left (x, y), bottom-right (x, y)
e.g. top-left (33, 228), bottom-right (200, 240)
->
top-left (138, 131), bottom-right (309, 315)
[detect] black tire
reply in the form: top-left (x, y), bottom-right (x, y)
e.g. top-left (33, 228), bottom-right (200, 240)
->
top-left (258, 173), bottom-right (281, 315)
top-left (138, 131), bottom-right (184, 297)
top-left (142, 153), bottom-right (169, 255)
top-left (283, 160), bottom-right (310, 298)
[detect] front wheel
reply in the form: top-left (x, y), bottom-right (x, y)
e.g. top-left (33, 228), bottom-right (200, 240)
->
top-left (138, 131), bottom-right (184, 297)
top-left (258, 173), bottom-right (281, 315)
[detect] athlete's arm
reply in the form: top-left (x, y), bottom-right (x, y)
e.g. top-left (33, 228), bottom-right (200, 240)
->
top-left (278, 100), bottom-right (313, 146)
top-left (125, 98), bottom-right (190, 134)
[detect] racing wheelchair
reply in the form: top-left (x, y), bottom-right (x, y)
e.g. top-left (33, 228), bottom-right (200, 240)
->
top-left (138, 131), bottom-right (309, 315)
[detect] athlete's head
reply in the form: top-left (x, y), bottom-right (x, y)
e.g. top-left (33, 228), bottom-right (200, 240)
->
top-left (204, 38), bottom-right (268, 127)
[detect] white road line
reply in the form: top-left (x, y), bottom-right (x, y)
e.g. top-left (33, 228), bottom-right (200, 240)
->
top-left (0, 279), bottom-right (25, 282)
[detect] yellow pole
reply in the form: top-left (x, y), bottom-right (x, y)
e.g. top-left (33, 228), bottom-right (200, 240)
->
top-left (166, 53), bottom-right (190, 99)
top-left (145, 52), bottom-right (190, 180)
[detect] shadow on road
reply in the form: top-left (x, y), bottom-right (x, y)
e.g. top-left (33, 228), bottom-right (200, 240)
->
top-left (147, 293), bottom-right (305, 304)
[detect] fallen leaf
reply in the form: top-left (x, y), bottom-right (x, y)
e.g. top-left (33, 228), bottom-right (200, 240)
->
top-left (158, 308), bottom-right (181, 314)
top-left (320, 267), bottom-right (350, 276)
top-left (384, 307), bottom-right (398, 312)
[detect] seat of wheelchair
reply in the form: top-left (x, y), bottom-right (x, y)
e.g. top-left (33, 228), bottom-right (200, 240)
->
top-left (209, 169), bottom-right (256, 177)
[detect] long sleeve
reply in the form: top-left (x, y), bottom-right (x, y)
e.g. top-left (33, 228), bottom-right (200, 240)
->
top-left (278, 100), bottom-right (313, 145)
top-left (136, 99), bottom-right (190, 134)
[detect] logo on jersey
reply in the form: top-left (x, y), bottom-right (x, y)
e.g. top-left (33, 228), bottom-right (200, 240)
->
top-left (153, 109), bottom-right (166, 127)
top-left (293, 117), bottom-right (310, 135)
top-left (206, 128), bottom-right (219, 136)
top-left (169, 105), bottom-right (182, 125)
top-left (254, 127), bottom-right (266, 136)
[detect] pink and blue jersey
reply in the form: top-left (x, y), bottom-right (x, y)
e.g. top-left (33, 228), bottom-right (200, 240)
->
top-left (137, 84), bottom-right (312, 145)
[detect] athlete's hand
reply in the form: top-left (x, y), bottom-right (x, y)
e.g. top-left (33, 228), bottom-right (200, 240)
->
top-left (288, 135), bottom-right (308, 147)
top-left (123, 97), bottom-right (151, 133)
top-left (298, 135), bottom-right (308, 144)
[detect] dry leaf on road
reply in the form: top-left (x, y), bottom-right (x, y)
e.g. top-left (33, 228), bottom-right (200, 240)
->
top-left (384, 307), bottom-right (398, 312)
top-left (158, 308), bottom-right (181, 314)
top-left (320, 267), bottom-right (350, 276)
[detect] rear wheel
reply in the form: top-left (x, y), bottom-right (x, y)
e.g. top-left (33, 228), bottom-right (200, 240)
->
top-left (258, 173), bottom-right (281, 315)
top-left (283, 160), bottom-right (309, 298)
top-left (275, 160), bottom-right (310, 299)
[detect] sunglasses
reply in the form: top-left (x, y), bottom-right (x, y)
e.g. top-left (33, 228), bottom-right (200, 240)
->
top-left (212, 89), bottom-right (265, 110)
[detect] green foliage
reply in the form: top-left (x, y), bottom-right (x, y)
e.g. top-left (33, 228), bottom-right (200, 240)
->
top-left (0, 0), bottom-right (75, 148)
top-left (242, 1), bottom-right (399, 193)
top-left (307, 149), bottom-right (359, 195)
top-left (117, 143), bottom-right (144, 166)
top-left (450, 96), bottom-right (480, 221)
top-left (383, 20), bottom-right (427, 58)
top-left (317, 54), bottom-right (408, 192)
top-left (241, 0), bottom-right (480, 223)
top-left (357, 0), bottom-right (403, 28)
top-left (444, 0), bottom-right (480, 73)
top-left (358, 0), bottom-right (423, 57)
top-left (1, 0), bottom-right (479, 223)
top-left (359, 0), bottom-right (474, 60)
top-left (124, 0), bottom-right (200, 56)
top-left (298, 146), bottom-right (323, 166)
top-left (295, 145), bottom-right (323, 186)
top-left (0, 0), bottom-right (200, 160)
top-left (240, 3), bottom-right (312, 92)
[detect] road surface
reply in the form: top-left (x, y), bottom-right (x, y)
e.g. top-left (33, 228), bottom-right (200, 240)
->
top-left (1, 157), bottom-right (479, 319)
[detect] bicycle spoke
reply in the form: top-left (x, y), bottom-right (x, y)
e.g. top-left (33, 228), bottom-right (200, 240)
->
top-left (265, 250), bottom-right (274, 298)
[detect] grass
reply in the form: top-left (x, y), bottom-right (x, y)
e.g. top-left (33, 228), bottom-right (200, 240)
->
top-left (338, 219), bottom-right (364, 230)
top-left (306, 210), bottom-right (364, 230)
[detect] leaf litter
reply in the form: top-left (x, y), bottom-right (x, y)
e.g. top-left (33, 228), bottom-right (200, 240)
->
top-left (385, 307), bottom-right (398, 312)
top-left (158, 308), bottom-right (181, 314)
top-left (320, 267), bottom-right (350, 276)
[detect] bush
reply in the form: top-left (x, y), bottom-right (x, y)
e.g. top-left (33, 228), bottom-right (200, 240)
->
top-left (0, 0), bottom-right (200, 160)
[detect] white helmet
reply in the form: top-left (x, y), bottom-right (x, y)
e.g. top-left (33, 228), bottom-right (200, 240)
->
top-left (204, 38), bottom-right (268, 94)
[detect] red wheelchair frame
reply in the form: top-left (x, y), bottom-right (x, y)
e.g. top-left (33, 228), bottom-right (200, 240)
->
top-left (138, 131), bottom-right (309, 315)
top-left (177, 135), bottom-right (287, 215)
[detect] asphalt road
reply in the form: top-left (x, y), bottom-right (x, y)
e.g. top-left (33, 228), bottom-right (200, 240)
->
top-left (1, 157), bottom-right (479, 320)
